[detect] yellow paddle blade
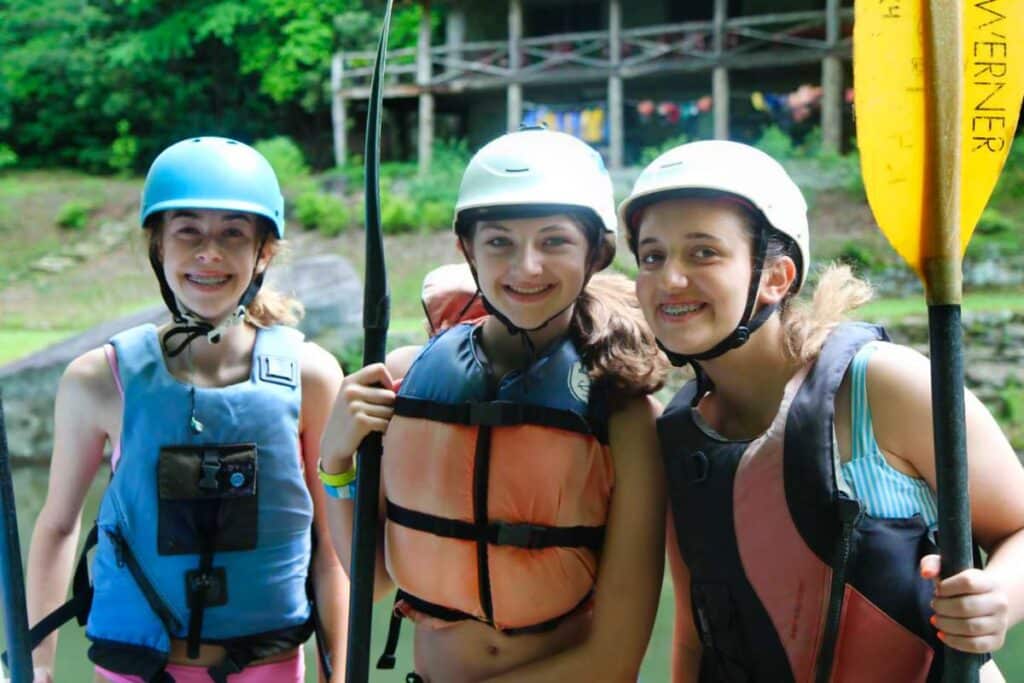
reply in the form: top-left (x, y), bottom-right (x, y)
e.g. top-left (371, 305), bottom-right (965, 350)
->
top-left (854, 0), bottom-right (1024, 278)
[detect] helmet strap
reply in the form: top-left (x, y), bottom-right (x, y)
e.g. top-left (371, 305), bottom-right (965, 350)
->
top-left (658, 226), bottom-right (776, 368)
top-left (152, 234), bottom-right (269, 357)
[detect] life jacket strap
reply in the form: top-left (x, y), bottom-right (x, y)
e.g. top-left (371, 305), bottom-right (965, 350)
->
top-left (387, 500), bottom-right (604, 551)
top-left (307, 523), bottom-right (333, 681)
top-left (185, 544), bottom-right (226, 659)
top-left (2, 525), bottom-right (98, 668)
top-left (376, 589), bottom-right (594, 670)
top-left (393, 396), bottom-right (603, 441)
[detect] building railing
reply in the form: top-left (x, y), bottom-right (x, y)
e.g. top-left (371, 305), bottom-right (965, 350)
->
top-left (335, 9), bottom-right (853, 95)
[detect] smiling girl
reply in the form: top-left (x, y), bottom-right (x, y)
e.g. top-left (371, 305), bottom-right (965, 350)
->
top-left (620, 139), bottom-right (1024, 682)
top-left (25, 137), bottom-right (347, 683)
top-left (320, 128), bottom-right (669, 682)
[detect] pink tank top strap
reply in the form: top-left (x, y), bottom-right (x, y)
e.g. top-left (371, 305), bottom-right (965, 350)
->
top-left (103, 343), bottom-right (124, 471)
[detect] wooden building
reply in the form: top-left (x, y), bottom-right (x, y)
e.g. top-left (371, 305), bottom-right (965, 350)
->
top-left (332, 0), bottom-right (853, 170)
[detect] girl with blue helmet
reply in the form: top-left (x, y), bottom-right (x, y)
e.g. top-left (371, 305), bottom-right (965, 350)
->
top-left (25, 137), bottom-right (348, 683)
top-left (320, 127), bottom-right (670, 681)
top-left (621, 140), bottom-right (1024, 682)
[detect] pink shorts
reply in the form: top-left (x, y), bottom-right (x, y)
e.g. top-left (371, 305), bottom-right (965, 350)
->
top-left (95, 652), bottom-right (304, 683)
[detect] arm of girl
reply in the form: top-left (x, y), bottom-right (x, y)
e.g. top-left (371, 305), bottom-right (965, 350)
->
top-left (666, 512), bottom-right (702, 682)
top-left (486, 395), bottom-right (667, 681)
top-left (867, 343), bottom-right (1024, 655)
top-left (300, 342), bottom-right (349, 682)
top-left (26, 348), bottom-right (116, 683)
top-left (320, 347), bottom-right (419, 602)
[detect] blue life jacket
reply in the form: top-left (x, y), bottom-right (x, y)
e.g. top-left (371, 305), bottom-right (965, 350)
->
top-left (660, 323), bottom-right (985, 682)
top-left (82, 324), bottom-right (315, 682)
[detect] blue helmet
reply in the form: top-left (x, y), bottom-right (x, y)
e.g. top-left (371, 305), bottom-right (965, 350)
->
top-left (140, 136), bottom-right (285, 237)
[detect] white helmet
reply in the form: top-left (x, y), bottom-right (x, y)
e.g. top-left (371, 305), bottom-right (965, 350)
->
top-left (618, 139), bottom-right (809, 290)
top-left (454, 128), bottom-right (617, 268)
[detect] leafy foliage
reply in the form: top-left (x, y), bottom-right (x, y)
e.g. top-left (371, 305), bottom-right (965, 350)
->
top-left (0, 144), bottom-right (17, 170)
top-left (254, 136), bottom-right (310, 190)
top-left (56, 199), bottom-right (96, 231)
top-left (294, 191), bottom-right (351, 236)
top-left (639, 133), bottom-right (689, 167)
top-left (0, 0), bottom-right (429, 172)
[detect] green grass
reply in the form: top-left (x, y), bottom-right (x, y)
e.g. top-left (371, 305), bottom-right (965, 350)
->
top-left (860, 291), bottom-right (1024, 321)
top-left (0, 329), bottom-right (77, 365)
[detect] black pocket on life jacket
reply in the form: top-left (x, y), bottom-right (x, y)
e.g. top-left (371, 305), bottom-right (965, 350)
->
top-left (157, 443), bottom-right (258, 555)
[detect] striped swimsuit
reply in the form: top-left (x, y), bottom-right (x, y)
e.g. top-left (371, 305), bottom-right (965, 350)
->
top-left (840, 342), bottom-right (938, 528)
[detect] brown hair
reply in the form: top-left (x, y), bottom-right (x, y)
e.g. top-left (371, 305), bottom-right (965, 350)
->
top-left (571, 271), bottom-right (669, 404)
top-left (779, 263), bottom-right (873, 363)
top-left (754, 224), bottom-right (873, 363)
top-left (146, 214), bottom-right (304, 328)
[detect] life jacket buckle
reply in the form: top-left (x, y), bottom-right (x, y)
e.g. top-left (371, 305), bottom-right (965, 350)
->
top-left (199, 451), bottom-right (222, 491)
top-left (186, 567), bottom-right (228, 608)
top-left (495, 522), bottom-right (548, 549)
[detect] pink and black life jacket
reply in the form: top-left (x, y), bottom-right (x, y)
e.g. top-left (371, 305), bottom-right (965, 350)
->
top-left (660, 323), bottom-right (971, 683)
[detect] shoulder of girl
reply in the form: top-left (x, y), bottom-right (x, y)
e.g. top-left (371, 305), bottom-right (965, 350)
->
top-left (862, 342), bottom-right (932, 405)
top-left (609, 395), bottom-right (660, 433)
top-left (298, 341), bottom-right (342, 381)
top-left (61, 346), bottom-right (119, 401)
top-left (385, 344), bottom-right (423, 378)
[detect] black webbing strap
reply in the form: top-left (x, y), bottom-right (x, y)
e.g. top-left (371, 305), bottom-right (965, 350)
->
top-left (387, 501), bottom-right (604, 551)
top-left (207, 645), bottom-right (254, 683)
top-left (378, 587), bottom-right (593, 671)
top-left (186, 547), bottom-right (214, 659)
top-left (16, 525), bottom-right (98, 658)
top-left (393, 397), bottom-right (596, 436)
top-left (307, 525), bottom-right (333, 681)
top-left (376, 592), bottom-right (410, 670)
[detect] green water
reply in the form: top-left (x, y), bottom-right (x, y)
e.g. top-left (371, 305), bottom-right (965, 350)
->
top-left (3, 467), bottom-right (1022, 681)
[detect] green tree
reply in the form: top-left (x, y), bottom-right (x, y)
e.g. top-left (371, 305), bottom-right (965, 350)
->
top-left (0, 0), bottom-right (430, 171)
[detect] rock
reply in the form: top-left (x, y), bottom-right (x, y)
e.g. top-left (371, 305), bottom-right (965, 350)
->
top-left (266, 253), bottom-right (363, 353)
top-left (966, 362), bottom-right (1022, 391)
top-left (31, 255), bottom-right (76, 273)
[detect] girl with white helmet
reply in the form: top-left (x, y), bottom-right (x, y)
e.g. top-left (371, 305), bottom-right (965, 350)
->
top-left (25, 137), bottom-right (348, 683)
top-left (621, 140), bottom-right (1024, 682)
top-left (320, 127), bottom-right (669, 681)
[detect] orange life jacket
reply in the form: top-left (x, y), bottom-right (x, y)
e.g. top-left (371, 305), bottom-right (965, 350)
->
top-left (379, 321), bottom-right (613, 659)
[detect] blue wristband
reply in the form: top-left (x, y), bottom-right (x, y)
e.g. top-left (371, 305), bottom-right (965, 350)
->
top-left (323, 480), bottom-right (357, 500)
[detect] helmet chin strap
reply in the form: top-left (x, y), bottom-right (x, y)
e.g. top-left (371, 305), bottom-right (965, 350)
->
top-left (150, 236), bottom-right (268, 357)
top-left (656, 227), bottom-right (777, 401)
top-left (459, 233), bottom-right (602, 382)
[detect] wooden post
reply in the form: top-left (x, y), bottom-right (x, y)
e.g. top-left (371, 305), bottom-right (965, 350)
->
top-left (331, 53), bottom-right (347, 168)
top-left (607, 0), bottom-right (624, 169)
top-left (417, 0), bottom-right (434, 174)
top-left (507, 0), bottom-right (523, 132)
top-left (712, 0), bottom-right (730, 140)
top-left (445, 2), bottom-right (466, 77)
top-left (821, 0), bottom-right (843, 154)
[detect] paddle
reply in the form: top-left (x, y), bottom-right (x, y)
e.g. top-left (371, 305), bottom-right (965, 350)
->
top-left (854, 1), bottom-right (1023, 680)
top-left (0, 396), bottom-right (31, 683)
top-left (344, 1), bottom-right (394, 680)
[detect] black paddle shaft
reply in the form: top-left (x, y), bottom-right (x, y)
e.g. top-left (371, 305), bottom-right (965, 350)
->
top-left (0, 396), bottom-right (32, 683)
top-left (927, 304), bottom-right (981, 683)
top-left (344, 1), bottom-right (393, 680)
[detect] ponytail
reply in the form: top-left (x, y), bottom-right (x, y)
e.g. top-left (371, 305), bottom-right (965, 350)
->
top-left (779, 263), bottom-right (873, 362)
top-left (570, 272), bottom-right (669, 407)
